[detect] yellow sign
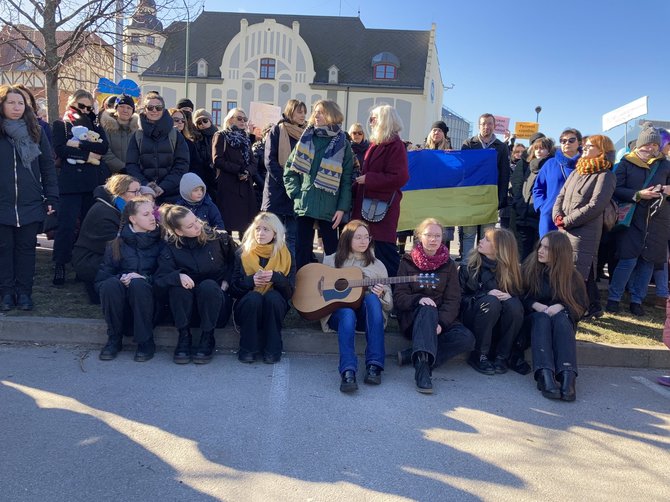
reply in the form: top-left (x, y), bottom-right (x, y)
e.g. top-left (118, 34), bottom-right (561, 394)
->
top-left (514, 122), bottom-right (540, 139)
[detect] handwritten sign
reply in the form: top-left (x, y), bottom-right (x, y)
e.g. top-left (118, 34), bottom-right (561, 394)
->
top-left (249, 102), bottom-right (281, 137)
top-left (493, 116), bottom-right (510, 135)
top-left (514, 122), bottom-right (540, 139)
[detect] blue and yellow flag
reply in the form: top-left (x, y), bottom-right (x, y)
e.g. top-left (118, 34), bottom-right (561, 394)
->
top-left (398, 149), bottom-right (499, 230)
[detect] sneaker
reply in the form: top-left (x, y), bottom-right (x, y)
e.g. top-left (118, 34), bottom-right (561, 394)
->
top-left (468, 353), bottom-right (495, 375)
top-left (605, 300), bottom-right (620, 313)
top-left (629, 302), bottom-right (645, 317)
top-left (52, 264), bottom-right (65, 286)
top-left (340, 370), bottom-right (358, 393)
top-left (493, 355), bottom-right (508, 374)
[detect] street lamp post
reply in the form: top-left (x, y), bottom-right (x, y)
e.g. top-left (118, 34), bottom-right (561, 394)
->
top-left (535, 105), bottom-right (542, 123)
top-left (182, 0), bottom-right (190, 99)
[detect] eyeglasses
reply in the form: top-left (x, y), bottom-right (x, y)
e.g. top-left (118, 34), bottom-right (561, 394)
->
top-left (236, 116), bottom-right (248, 122)
top-left (353, 235), bottom-right (371, 241)
top-left (76, 103), bottom-right (93, 112)
top-left (172, 117), bottom-right (185, 123)
top-left (145, 105), bottom-right (164, 112)
top-left (583, 144), bottom-right (597, 150)
top-left (351, 131), bottom-right (364, 136)
top-left (422, 233), bottom-right (442, 240)
top-left (560, 137), bottom-right (578, 144)
top-left (196, 118), bottom-right (210, 125)
top-left (125, 189), bottom-right (141, 195)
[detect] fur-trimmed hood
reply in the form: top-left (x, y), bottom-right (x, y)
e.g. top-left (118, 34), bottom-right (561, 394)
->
top-left (100, 109), bottom-right (139, 133)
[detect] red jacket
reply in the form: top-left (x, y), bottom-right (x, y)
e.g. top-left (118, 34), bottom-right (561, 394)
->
top-left (352, 135), bottom-right (409, 243)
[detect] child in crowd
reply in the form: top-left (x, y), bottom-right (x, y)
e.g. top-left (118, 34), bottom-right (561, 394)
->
top-left (175, 172), bottom-right (224, 230)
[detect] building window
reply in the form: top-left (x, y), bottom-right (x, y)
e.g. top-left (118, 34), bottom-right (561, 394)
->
top-left (130, 34), bottom-right (140, 44)
top-left (146, 35), bottom-right (155, 46)
top-left (227, 101), bottom-right (237, 111)
top-left (260, 58), bottom-right (275, 80)
top-left (129, 53), bottom-right (138, 73)
top-left (212, 100), bottom-right (222, 126)
top-left (373, 64), bottom-right (397, 80)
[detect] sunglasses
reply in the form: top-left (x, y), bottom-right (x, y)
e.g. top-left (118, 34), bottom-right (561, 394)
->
top-left (145, 105), bottom-right (164, 112)
top-left (76, 103), bottom-right (93, 112)
top-left (196, 118), bottom-right (210, 125)
top-left (236, 116), bottom-right (248, 122)
top-left (172, 117), bottom-right (185, 123)
top-left (560, 137), bottom-right (578, 144)
top-left (351, 131), bottom-right (364, 136)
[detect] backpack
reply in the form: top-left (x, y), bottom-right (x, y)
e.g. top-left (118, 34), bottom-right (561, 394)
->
top-left (134, 127), bottom-right (177, 153)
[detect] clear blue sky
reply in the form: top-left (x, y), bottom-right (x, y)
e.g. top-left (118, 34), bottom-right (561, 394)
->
top-left (203, 0), bottom-right (670, 144)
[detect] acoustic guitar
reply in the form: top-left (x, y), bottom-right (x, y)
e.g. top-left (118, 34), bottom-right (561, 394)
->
top-left (292, 262), bottom-right (439, 321)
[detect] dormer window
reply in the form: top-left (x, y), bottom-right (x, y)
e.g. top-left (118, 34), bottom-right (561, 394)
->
top-left (197, 59), bottom-right (208, 77)
top-left (371, 52), bottom-right (399, 81)
top-left (260, 58), bottom-right (275, 79)
top-left (146, 35), bottom-right (155, 46)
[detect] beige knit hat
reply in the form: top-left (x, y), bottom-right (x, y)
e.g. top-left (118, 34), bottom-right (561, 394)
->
top-left (193, 109), bottom-right (212, 123)
top-left (637, 122), bottom-right (661, 147)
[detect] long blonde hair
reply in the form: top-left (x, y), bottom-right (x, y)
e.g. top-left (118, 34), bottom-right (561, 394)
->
top-left (369, 105), bottom-right (403, 144)
top-left (159, 204), bottom-right (214, 248)
top-left (241, 212), bottom-right (286, 257)
top-left (466, 228), bottom-right (522, 295)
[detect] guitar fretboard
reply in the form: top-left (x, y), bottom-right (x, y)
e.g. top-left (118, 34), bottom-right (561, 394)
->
top-left (346, 275), bottom-right (435, 288)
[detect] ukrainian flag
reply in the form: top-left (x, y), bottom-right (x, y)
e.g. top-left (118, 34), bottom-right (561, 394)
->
top-left (398, 149), bottom-right (499, 231)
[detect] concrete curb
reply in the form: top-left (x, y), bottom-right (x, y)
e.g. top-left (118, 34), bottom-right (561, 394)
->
top-left (1, 315), bottom-right (669, 369)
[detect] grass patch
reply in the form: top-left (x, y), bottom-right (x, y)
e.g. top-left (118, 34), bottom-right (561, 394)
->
top-left (3, 248), bottom-right (665, 347)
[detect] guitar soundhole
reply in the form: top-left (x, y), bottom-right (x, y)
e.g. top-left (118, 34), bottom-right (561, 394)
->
top-left (334, 278), bottom-right (349, 292)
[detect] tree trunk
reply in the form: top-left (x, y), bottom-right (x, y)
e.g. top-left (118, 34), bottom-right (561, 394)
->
top-left (45, 69), bottom-right (60, 124)
top-left (43, 0), bottom-right (59, 123)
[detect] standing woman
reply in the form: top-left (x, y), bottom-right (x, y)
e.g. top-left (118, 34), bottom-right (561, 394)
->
top-left (191, 109), bottom-right (218, 196)
top-left (213, 107), bottom-right (257, 235)
top-left (95, 198), bottom-right (162, 362)
top-left (351, 105), bottom-right (409, 277)
top-left (394, 219), bottom-right (475, 394)
top-left (348, 122), bottom-right (370, 169)
top-left (321, 220), bottom-right (392, 392)
top-left (0, 85), bottom-right (58, 311)
top-left (52, 89), bottom-right (109, 285)
top-left (523, 231), bottom-right (588, 401)
top-left (283, 100), bottom-right (354, 269)
top-left (459, 228), bottom-right (524, 375)
top-left (262, 100), bottom-right (306, 256)
top-left (155, 205), bottom-right (236, 364)
top-left (553, 135), bottom-right (616, 318)
top-left (230, 212), bottom-right (294, 364)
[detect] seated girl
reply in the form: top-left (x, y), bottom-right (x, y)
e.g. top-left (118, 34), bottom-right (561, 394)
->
top-left (175, 172), bottom-right (225, 230)
top-left (155, 205), bottom-right (236, 365)
top-left (95, 197), bottom-right (162, 362)
top-left (230, 212), bottom-right (294, 364)
top-left (522, 231), bottom-right (588, 401)
top-left (394, 218), bottom-right (475, 394)
top-left (320, 220), bottom-right (392, 392)
top-left (459, 228), bottom-right (524, 375)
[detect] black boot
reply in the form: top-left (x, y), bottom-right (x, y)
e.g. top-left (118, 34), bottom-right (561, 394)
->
top-left (414, 352), bottom-right (433, 394)
top-left (134, 340), bottom-right (155, 363)
top-left (536, 368), bottom-right (561, 400)
top-left (340, 370), bottom-right (358, 393)
top-left (99, 335), bottom-right (122, 361)
top-left (173, 328), bottom-right (192, 364)
top-left (53, 264), bottom-right (65, 286)
top-left (193, 329), bottom-right (215, 364)
top-left (558, 370), bottom-right (577, 402)
top-left (397, 348), bottom-right (412, 366)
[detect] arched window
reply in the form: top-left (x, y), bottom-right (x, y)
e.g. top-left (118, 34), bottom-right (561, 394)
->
top-left (371, 52), bottom-right (399, 81)
top-left (260, 58), bottom-right (276, 79)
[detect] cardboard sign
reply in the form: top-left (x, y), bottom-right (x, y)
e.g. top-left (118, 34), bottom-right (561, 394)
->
top-left (602, 96), bottom-right (648, 131)
top-left (493, 116), bottom-right (510, 135)
top-left (514, 122), bottom-right (540, 139)
top-left (249, 102), bottom-right (282, 137)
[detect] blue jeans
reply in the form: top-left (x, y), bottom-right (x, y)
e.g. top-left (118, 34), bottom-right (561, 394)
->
top-left (328, 293), bottom-right (385, 374)
top-left (608, 257), bottom-right (655, 304)
top-left (653, 262), bottom-right (669, 298)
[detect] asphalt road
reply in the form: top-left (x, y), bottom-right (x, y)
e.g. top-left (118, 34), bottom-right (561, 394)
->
top-left (1, 343), bottom-right (669, 501)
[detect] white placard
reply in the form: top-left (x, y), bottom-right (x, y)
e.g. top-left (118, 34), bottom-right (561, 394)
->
top-left (602, 96), bottom-right (648, 131)
top-left (249, 102), bottom-right (282, 136)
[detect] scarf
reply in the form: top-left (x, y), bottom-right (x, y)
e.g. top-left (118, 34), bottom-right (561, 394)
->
top-left (410, 242), bottom-right (450, 272)
top-left (2, 119), bottom-right (41, 170)
top-left (63, 106), bottom-right (96, 129)
top-left (625, 150), bottom-right (665, 169)
top-left (576, 156), bottom-right (612, 175)
top-left (240, 243), bottom-right (292, 294)
top-left (222, 126), bottom-right (251, 167)
top-left (114, 196), bottom-right (126, 212)
top-left (287, 125), bottom-right (346, 194)
top-left (278, 121), bottom-right (305, 167)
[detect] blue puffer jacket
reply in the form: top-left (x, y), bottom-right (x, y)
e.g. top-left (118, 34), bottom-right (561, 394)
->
top-left (175, 193), bottom-right (225, 230)
top-left (94, 225), bottom-right (163, 289)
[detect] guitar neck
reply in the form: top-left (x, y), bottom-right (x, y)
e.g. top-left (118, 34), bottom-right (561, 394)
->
top-left (348, 275), bottom-right (423, 288)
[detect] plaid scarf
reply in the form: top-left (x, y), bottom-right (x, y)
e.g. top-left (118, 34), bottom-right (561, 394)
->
top-left (576, 157), bottom-right (612, 175)
top-left (288, 125), bottom-right (345, 194)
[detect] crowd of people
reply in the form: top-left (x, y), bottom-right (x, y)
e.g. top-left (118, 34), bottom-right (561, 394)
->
top-left (1, 82), bottom-right (669, 397)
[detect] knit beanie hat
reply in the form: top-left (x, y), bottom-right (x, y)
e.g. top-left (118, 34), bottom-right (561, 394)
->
top-left (179, 172), bottom-right (206, 202)
top-left (431, 121), bottom-right (449, 135)
top-left (139, 185), bottom-right (156, 198)
top-left (115, 94), bottom-right (135, 112)
top-left (529, 132), bottom-right (546, 145)
top-left (637, 122), bottom-right (661, 147)
top-left (193, 109), bottom-right (212, 123)
top-left (177, 98), bottom-right (194, 110)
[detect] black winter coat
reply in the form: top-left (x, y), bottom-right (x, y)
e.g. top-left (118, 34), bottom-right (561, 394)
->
top-left (0, 129), bottom-right (58, 227)
top-left (71, 186), bottom-right (121, 282)
top-left (94, 225), bottom-right (163, 289)
top-left (154, 231), bottom-right (237, 288)
top-left (261, 120), bottom-right (297, 216)
top-left (522, 269), bottom-right (588, 324)
top-left (462, 136), bottom-right (511, 210)
top-left (229, 249), bottom-right (295, 301)
top-left (52, 111), bottom-right (109, 194)
top-left (510, 155), bottom-right (551, 227)
top-left (458, 256), bottom-right (499, 305)
top-left (613, 156), bottom-right (670, 265)
top-left (125, 112), bottom-right (190, 198)
top-left (193, 126), bottom-right (217, 190)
